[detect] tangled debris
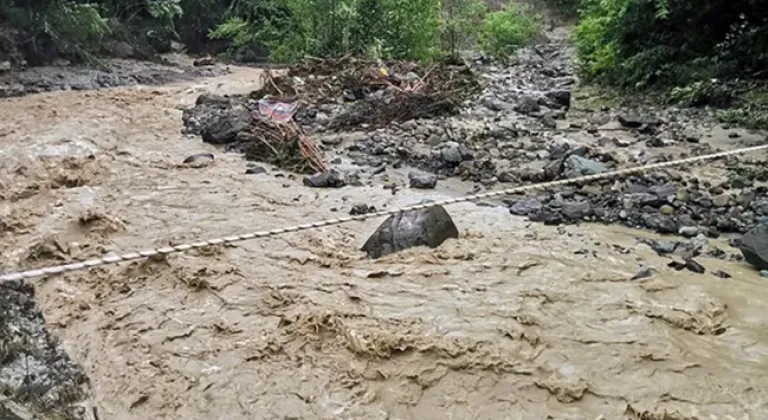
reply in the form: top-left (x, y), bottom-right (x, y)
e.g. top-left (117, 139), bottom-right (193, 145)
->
top-left (254, 56), bottom-right (482, 128)
top-left (182, 94), bottom-right (326, 174)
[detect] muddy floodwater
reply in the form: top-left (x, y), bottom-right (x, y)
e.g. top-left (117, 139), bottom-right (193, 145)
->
top-left (2, 66), bottom-right (768, 420)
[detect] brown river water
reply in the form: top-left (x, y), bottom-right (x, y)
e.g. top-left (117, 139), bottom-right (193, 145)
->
top-left (1, 66), bottom-right (768, 420)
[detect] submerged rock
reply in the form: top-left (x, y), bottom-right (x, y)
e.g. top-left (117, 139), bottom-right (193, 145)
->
top-left (362, 205), bottom-right (459, 258)
top-left (0, 280), bottom-right (94, 419)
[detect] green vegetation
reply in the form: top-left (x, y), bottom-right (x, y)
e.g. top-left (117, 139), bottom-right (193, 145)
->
top-left (574, 0), bottom-right (768, 90)
top-left (478, 3), bottom-right (540, 59)
top-left (572, 0), bottom-right (768, 122)
top-left (3, 0), bottom-right (767, 124)
top-left (0, 0), bottom-right (541, 67)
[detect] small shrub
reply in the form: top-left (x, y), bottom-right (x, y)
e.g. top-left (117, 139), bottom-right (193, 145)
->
top-left (439, 0), bottom-right (488, 61)
top-left (478, 4), bottom-right (541, 60)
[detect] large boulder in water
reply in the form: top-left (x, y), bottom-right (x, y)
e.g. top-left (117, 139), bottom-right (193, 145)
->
top-left (200, 106), bottom-right (252, 144)
top-left (362, 205), bottom-right (459, 259)
top-left (0, 280), bottom-right (95, 419)
top-left (738, 225), bottom-right (768, 270)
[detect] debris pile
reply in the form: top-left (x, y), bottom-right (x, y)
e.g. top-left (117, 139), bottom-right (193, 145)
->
top-left (182, 57), bottom-right (481, 172)
top-left (253, 56), bottom-right (482, 128)
top-left (181, 94), bottom-right (326, 173)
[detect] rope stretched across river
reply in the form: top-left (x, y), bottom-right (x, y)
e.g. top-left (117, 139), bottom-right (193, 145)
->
top-left (1, 143), bottom-right (767, 283)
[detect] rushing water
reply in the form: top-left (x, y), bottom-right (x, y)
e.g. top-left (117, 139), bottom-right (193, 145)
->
top-left (1, 65), bottom-right (768, 420)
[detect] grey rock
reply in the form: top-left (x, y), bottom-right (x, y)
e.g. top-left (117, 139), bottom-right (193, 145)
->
top-left (408, 171), bottom-right (438, 189)
top-left (631, 267), bottom-right (654, 280)
top-left (651, 240), bottom-right (678, 254)
top-left (712, 193), bottom-right (730, 207)
top-left (563, 200), bottom-right (592, 220)
top-left (546, 90), bottom-right (571, 108)
top-left (362, 205), bottom-right (459, 259)
top-left (0, 280), bottom-right (93, 419)
top-left (183, 153), bottom-right (214, 164)
top-left (761, 270), bottom-right (768, 278)
top-left (515, 95), bottom-right (540, 115)
top-left (245, 165), bottom-right (268, 175)
top-left (482, 98), bottom-right (514, 112)
top-left (350, 204), bottom-right (376, 215)
top-left (441, 146), bottom-right (463, 164)
top-left (738, 225), bottom-right (768, 270)
top-left (657, 217), bottom-right (679, 234)
top-left (195, 93), bottom-right (231, 106)
top-left (497, 171), bottom-right (517, 183)
top-left (617, 114), bottom-right (664, 128)
top-left (679, 226), bottom-right (700, 238)
top-left (540, 114), bottom-right (557, 128)
top-left (303, 169), bottom-right (346, 188)
top-left (510, 197), bottom-right (542, 215)
top-left (650, 183), bottom-right (678, 200)
top-left (200, 106), bottom-right (251, 144)
top-left (563, 155), bottom-right (607, 178)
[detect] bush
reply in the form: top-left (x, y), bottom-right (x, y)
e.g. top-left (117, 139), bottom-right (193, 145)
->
top-left (439, 0), bottom-right (488, 61)
top-left (478, 3), bottom-right (541, 60)
top-left (211, 0), bottom-right (442, 64)
top-left (575, 0), bottom-right (768, 89)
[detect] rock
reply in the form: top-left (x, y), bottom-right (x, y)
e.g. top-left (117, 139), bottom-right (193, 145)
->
top-left (657, 217), bottom-right (679, 234)
top-left (182, 153), bottom-right (214, 164)
top-left (361, 205), bottom-right (459, 259)
top-left (563, 155), bottom-right (607, 178)
top-left (195, 93), bottom-right (230, 106)
top-left (713, 270), bottom-right (732, 279)
top-left (563, 201), bottom-right (591, 220)
top-left (441, 146), bottom-right (463, 164)
top-left (0, 83), bottom-right (26, 98)
top-left (303, 169), bottom-right (346, 188)
top-left (541, 113), bottom-right (557, 128)
top-left (350, 204), bottom-right (377, 215)
top-left (546, 90), bottom-right (571, 108)
top-left (200, 107), bottom-right (252, 144)
top-left (408, 171), bottom-right (438, 189)
top-left (761, 270), bottom-right (768, 279)
top-left (631, 267), bottom-right (654, 280)
top-left (684, 258), bottom-right (706, 274)
top-left (515, 95), bottom-right (540, 115)
top-left (510, 197), bottom-right (542, 215)
top-left (245, 165), bottom-right (268, 175)
top-left (193, 57), bottom-right (216, 66)
top-left (679, 226), bottom-right (700, 238)
top-left (712, 193), bottom-right (730, 207)
top-left (738, 225), bottom-right (768, 270)
top-left (498, 171), bottom-right (517, 183)
top-left (649, 240), bottom-right (678, 254)
top-left (0, 280), bottom-right (94, 419)
top-left (660, 205), bottom-right (674, 215)
top-left (0, 60), bottom-right (12, 72)
top-left (482, 98), bottom-right (514, 112)
top-left (617, 114), bottom-right (663, 128)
